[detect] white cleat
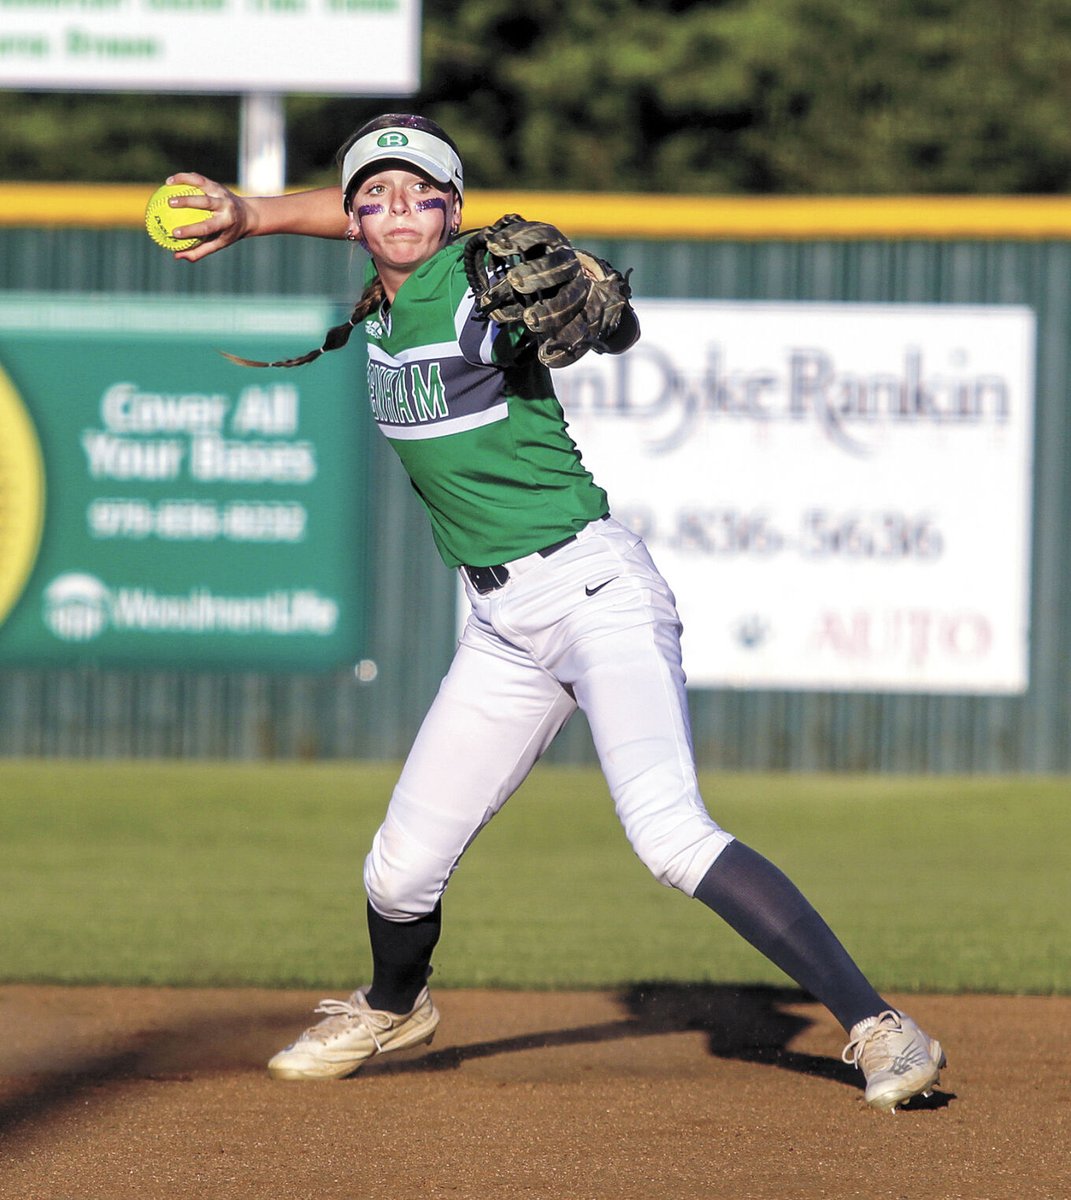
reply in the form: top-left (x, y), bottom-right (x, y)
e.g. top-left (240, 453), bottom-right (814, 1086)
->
top-left (841, 1009), bottom-right (946, 1113)
top-left (268, 985), bottom-right (439, 1081)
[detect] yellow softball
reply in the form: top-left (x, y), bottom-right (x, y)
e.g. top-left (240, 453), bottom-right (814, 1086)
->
top-left (0, 362), bottom-right (45, 630)
top-left (144, 183), bottom-right (211, 251)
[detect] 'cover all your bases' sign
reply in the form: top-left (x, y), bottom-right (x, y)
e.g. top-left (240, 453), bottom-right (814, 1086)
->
top-left (557, 300), bottom-right (1036, 694)
top-left (0, 0), bottom-right (419, 93)
top-left (0, 293), bottom-right (367, 670)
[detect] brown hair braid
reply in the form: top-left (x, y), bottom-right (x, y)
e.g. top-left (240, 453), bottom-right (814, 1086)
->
top-left (221, 274), bottom-right (386, 369)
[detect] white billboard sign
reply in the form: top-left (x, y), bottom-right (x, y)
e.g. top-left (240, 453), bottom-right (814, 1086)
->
top-left (0, 0), bottom-right (419, 93)
top-left (557, 301), bottom-right (1036, 694)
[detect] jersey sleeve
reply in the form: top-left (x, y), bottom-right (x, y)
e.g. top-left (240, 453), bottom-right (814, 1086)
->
top-left (452, 254), bottom-right (535, 369)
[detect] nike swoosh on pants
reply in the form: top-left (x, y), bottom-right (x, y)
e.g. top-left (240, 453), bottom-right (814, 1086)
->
top-left (585, 578), bottom-right (617, 597)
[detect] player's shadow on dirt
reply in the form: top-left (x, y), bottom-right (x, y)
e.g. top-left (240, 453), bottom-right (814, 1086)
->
top-left (367, 981), bottom-right (953, 1110)
top-left (366, 982), bottom-right (848, 1082)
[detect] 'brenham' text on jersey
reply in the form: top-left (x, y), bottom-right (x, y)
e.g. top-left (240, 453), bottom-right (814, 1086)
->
top-left (368, 359), bottom-right (448, 427)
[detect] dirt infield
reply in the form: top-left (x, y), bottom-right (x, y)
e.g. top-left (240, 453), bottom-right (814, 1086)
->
top-left (0, 986), bottom-right (1067, 1200)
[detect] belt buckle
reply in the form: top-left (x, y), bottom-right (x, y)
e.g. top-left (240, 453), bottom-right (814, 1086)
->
top-left (464, 564), bottom-right (510, 595)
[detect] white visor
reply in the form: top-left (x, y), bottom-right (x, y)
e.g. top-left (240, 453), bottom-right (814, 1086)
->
top-left (341, 127), bottom-right (464, 206)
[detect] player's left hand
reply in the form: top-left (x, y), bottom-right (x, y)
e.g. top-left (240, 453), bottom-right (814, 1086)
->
top-left (463, 214), bottom-right (636, 368)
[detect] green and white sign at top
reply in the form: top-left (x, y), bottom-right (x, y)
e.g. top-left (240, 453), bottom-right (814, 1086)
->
top-left (0, 0), bottom-right (419, 93)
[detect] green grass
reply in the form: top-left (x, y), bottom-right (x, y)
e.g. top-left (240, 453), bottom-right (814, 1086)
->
top-left (1, 760), bottom-right (1067, 994)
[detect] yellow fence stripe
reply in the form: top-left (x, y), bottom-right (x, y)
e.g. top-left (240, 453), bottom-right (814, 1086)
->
top-left (4, 182), bottom-right (1071, 240)
top-left (468, 192), bottom-right (1071, 240)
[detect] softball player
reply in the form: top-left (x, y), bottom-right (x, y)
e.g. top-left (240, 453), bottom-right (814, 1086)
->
top-left (168, 114), bottom-right (945, 1112)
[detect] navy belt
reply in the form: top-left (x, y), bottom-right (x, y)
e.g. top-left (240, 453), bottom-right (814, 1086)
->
top-left (463, 517), bottom-right (608, 596)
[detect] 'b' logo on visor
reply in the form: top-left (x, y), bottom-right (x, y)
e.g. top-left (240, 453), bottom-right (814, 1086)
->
top-left (377, 133), bottom-right (409, 148)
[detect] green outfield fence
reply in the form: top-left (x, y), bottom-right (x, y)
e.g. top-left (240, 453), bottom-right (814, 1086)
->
top-left (1, 188), bottom-right (1069, 772)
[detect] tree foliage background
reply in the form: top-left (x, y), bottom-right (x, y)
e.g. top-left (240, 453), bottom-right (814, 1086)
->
top-left (4, 0), bottom-right (1071, 193)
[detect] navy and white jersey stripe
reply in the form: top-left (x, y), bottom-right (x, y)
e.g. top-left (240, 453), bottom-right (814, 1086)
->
top-left (365, 292), bottom-right (509, 441)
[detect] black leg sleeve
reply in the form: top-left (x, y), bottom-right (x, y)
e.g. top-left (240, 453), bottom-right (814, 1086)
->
top-left (694, 840), bottom-right (887, 1032)
top-left (365, 900), bottom-right (443, 1014)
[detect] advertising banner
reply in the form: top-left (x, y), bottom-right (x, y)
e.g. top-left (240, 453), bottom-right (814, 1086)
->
top-left (557, 301), bottom-right (1036, 693)
top-left (0, 293), bottom-right (367, 670)
top-left (0, 0), bottom-right (419, 93)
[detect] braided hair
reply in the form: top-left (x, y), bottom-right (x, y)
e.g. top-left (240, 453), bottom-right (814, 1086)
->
top-left (221, 276), bottom-right (386, 369)
top-left (224, 114), bottom-right (461, 371)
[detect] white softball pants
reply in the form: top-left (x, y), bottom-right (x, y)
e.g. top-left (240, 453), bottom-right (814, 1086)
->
top-left (364, 516), bottom-right (734, 919)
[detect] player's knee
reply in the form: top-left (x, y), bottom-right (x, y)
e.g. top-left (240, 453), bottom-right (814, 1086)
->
top-left (364, 863), bottom-right (439, 921)
top-left (363, 845), bottom-right (445, 921)
top-left (636, 827), bottom-right (735, 894)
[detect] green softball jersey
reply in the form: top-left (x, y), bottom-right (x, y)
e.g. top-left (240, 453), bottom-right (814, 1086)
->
top-left (361, 239), bottom-right (609, 568)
